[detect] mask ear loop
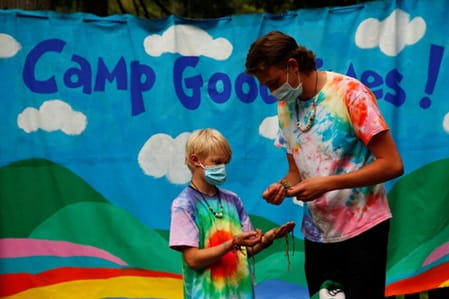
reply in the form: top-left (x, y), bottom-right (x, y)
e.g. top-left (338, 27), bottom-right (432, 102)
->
top-left (286, 61), bottom-right (301, 90)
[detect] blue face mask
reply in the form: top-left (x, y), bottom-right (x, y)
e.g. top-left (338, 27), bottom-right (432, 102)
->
top-left (201, 163), bottom-right (227, 185)
top-left (271, 67), bottom-right (303, 102)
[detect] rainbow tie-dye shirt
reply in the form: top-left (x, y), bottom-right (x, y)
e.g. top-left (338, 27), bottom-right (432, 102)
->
top-left (275, 71), bottom-right (392, 243)
top-left (169, 186), bottom-right (254, 299)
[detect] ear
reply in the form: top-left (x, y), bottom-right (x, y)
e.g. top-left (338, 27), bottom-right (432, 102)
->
top-left (190, 154), bottom-right (201, 167)
top-left (287, 58), bottom-right (299, 71)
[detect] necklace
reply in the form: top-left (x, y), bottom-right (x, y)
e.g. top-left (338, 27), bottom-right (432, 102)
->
top-left (296, 70), bottom-right (318, 132)
top-left (190, 182), bottom-right (224, 218)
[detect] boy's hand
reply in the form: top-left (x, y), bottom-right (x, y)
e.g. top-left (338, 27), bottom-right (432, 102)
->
top-left (232, 230), bottom-right (262, 248)
top-left (263, 221), bottom-right (296, 245)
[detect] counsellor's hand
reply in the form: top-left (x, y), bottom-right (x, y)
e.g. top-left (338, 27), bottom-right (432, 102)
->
top-left (262, 183), bottom-right (288, 205)
top-left (286, 176), bottom-right (329, 202)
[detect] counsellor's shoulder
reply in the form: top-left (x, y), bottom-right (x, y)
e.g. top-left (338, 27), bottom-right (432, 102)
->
top-left (328, 71), bottom-right (372, 95)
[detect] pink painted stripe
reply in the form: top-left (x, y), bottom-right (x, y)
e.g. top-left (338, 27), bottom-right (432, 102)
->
top-left (0, 238), bottom-right (128, 266)
top-left (423, 242), bottom-right (449, 266)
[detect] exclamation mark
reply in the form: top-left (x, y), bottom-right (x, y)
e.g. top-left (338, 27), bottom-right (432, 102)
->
top-left (420, 44), bottom-right (444, 109)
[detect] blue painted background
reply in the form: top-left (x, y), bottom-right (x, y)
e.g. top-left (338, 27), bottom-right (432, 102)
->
top-left (1, 0), bottom-right (448, 296)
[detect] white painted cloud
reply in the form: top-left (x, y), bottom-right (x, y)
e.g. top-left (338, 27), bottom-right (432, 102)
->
top-left (355, 9), bottom-right (426, 56)
top-left (138, 132), bottom-right (192, 184)
top-left (443, 112), bottom-right (449, 133)
top-left (143, 24), bottom-right (233, 60)
top-left (17, 100), bottom-right (87, 135)
top-left (259, 115), bottom-right (279, 140)
top-left (292, 197), bottom-right (304, 207)
top-left (0, 33), bottom-right (22, 58)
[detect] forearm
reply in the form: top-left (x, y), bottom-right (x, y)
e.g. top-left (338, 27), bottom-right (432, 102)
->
top-left (183, 239), bottom-right (236, 270)
top-left (329, 129), bottom-right (404, 190)
top-left (326, 157), bottom-right (403, 191)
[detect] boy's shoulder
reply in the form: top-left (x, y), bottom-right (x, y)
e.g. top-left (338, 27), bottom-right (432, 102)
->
top-left (171, 186), bottom-right (194, 204)
top-left (217, 187), bottom-right (240, 201)
top-left (171, 186), bottom-right (241, 202)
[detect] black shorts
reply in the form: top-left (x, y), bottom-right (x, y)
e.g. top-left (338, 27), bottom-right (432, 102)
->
top-left (305, 220), bottom-right (390, 299)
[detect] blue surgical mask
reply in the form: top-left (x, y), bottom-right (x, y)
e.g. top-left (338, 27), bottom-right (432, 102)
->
top-left (201, 163), bottom-right (227, 185)
top-left (271, 68), bottom-right (302, 102)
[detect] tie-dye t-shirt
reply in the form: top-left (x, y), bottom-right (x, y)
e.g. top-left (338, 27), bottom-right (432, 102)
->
top-left (275, 71), bottom-right (392, 243)
top-left (169, 186), bottom-right (255, 299)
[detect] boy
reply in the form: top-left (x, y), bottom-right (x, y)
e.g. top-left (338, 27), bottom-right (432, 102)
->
top-left (169, 128), bottom-right (295, 299)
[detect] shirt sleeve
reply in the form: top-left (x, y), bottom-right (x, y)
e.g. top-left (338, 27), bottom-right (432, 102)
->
top-left (274, 127), bottom-right (291, 153)
top-left (345, 85), bottom-right (389, 145)
top-left (169, 197), bottom-right (199, 250)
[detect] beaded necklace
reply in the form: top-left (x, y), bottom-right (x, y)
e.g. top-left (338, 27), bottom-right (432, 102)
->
top-left (190, 182), bottom-right (224, 218)
top-left (296, 70), bottom-right (318, 132)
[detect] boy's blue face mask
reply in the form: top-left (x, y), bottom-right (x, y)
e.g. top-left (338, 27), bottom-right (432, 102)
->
top-left (201, 163), bottom-right (227, 185)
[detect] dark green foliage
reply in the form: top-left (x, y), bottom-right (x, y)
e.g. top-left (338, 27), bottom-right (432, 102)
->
top-left (4, 0), bottom-right (377, 18)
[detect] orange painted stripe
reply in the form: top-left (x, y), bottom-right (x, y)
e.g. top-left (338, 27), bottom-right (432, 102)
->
top-left (386, 262), bottom-right (449, 296)
top-left (0, 267), bottom-right (182, 297)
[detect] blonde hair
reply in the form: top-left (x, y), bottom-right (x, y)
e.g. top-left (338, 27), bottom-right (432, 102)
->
top-left (185, 128), bottom-right (232, 171)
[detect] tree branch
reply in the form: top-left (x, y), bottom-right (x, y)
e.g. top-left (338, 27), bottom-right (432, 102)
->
top-left (138, 0), bottom-right (150, 18)
top-left (132, 0), bottom-right (141, 16)
top-left (116, 0), bottom-right (127, 14)
top-left (152, 0), bottom-right (172, 15)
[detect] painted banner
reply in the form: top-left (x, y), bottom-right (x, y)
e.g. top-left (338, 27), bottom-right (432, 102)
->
top-left (1, 0), bottom-right (448, 297)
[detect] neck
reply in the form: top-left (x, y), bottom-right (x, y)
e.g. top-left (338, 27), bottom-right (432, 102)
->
top-left (299, 70), bottom-right (320, 100)
top-left (190, 179), bottom-right (216, 196)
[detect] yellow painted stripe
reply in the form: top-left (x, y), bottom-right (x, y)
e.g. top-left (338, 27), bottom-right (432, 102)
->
top-left (2, 276), bottom-right (183, 299)
top-left (440, 279), bottom-right (449, 288)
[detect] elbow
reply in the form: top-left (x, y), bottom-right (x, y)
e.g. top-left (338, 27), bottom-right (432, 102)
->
top-left (185, 259), bottom-right (201, 270)
top-left (391, 160), bottom-right (404, 179)
top-left (397, 164), bottom-right (404, 177)
top-left (181, 247), bottom-right (205, 270)
top-left (184, 257), bottom-right (204, 270)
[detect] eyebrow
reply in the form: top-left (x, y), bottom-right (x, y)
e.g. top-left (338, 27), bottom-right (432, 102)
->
top-left (265, 79), bottom-right (276, 86)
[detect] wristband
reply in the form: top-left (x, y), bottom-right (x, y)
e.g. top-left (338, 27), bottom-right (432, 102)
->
top-left (230, 237), bottom-right (241, 251)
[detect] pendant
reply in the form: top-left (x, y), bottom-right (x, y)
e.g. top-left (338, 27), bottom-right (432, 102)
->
top-left (296, 99), bottom-right (316, 132)
top-left (215, 212), bottom-right (223, 218)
